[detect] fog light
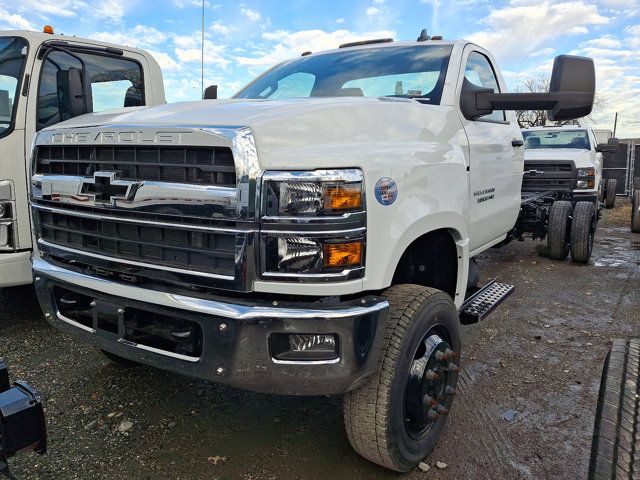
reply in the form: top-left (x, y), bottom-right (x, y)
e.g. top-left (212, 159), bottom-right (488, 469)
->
top-left (576, 179), bottom-right (595, 189)
top-left (277, 237), bottom-right (323, 272)
top-left (271, 333), bottom-right (339, 361)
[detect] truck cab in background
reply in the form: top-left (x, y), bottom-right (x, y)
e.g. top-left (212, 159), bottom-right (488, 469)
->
top-left (0, 29), bottom-right (165, 287)
top-left (522, 126), bottom-right (618, 209)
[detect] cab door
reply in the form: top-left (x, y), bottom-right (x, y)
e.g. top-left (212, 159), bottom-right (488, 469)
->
top-left (457, 46), bottom-right (523, 253)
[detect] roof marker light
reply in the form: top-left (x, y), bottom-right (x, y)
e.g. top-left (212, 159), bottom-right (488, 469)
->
top-left (43, 25), bottom-right (54, 34)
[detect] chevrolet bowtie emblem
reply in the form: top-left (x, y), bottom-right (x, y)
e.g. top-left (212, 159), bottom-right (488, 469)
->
top-left (523, 169), bottom-right (544, 176)
top-left (80, 172), bottom-right (142, 206)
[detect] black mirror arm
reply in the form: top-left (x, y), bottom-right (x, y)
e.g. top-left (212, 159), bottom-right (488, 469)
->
top-left (476, 91), bottom-right (594, 112)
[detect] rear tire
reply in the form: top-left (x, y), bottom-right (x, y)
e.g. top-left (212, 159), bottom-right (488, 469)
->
top-left (632, 190), bottom-right (640, 233)
top-left (570, 201), bottom-right (596, 263)
top-left (605, 178), bottom-right (617, 208)
top-left (547, 200), bottom-right (572, 260)
top-left (343, 285), bottom-right (461, 472)
top-left (97, 349), bottom-right (140, 368)
top-left (588, 339), bottom-right (640, 480)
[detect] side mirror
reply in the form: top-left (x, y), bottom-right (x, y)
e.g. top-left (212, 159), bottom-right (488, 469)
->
top-left (56, 67), bottom-right (90, 120)
top-left (596, 137), bottom-right (620, 154)
top-left (462, 55), bottom-right (595, 121)
top-left (203, 85), bottom-right (218, 100)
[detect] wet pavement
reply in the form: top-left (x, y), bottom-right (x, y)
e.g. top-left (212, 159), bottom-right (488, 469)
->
top-left (1, 201), bottom-right (638, 479)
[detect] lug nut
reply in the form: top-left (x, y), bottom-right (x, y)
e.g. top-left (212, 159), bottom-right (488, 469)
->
top-left (215, 367), bottom-right (224, 376)
top-left (117, 308), bottom-right (124, 315)
top-left (44, 312), bottom-right (51, 319)
top-left (219, 323), bottom-right (227, 332)
top-left (436, 405), bottom-right (449, 415)
top-left (448, 363), bottom-right (460, 373)
top-left (445, 348), bottom-right (458, 359)
top-left (423, 394), bottom-right (437, 407)
top-left (435, 351), bottom-right (449, 362)
top-left (427, 409), bottom-right (439, 420)
top-left (446, 386), bottom-right (457, 396)
top-left (425, 369), bottom-right (439, 381)
top-left (90, 301), bottom-right (96, 307)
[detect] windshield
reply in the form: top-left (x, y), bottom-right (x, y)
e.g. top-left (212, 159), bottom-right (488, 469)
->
top-left (0, 37), bottom-right (28, 136)
top-left (234, 45), bottom-right (453, 105)
top-left (522, 129), bottom-right (591, 150)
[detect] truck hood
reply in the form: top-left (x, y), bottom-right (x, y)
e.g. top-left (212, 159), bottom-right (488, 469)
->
top-left (41, 98), bottom-right (462, 170)
top-left (524, 148), bottom-right (596, 168)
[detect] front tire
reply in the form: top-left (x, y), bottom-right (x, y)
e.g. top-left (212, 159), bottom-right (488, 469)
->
top-left (605, 178), bottom-right (617, 208)
top-left (547, 200), bottom-right (573, 260)
top-left (571, 201), bottom-right (596, 263)
top-left (589, 339), bottom-right (640, 480)
top-left (343, 285), bottom-right (461, 472)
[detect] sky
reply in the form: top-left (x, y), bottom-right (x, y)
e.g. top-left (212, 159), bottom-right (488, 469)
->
top-left (1, 0), bottom-right (639, 137)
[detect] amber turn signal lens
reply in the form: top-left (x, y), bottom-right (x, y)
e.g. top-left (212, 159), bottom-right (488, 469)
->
top-left (324, 185), bottom-right (362, 211)
top-left (324, 241), bottom-right (363, 268)
top-left (587, 179), bottom-right (595, 189)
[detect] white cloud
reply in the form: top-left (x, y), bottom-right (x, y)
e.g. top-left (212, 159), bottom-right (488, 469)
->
top-left (211, 22), bottom-right (234, 36)
top-left (336, 18), bottom-right (345, 24)
top-left (146, 50), bottom-right (180, 71)
top-left (0, 8), bottom-right (34, 30)
top-left (92, 0), bottom-right (125, 22)
top-left (91, 25), bottom-right (166, 48)
top-left (172, 32), bottom-right (229, 68)
top-left (235, 28), bottom-right (395, 67)
top-left (366, 7), bottom-right (379, 16)
top-left (16, 0), bottom-right (83, 18)
top-left (468, 1), bottom-right (609, 63)
top-left (529, 47), bottom-right (555, 58)
top-left (240, 8), bottom-right (261, 21)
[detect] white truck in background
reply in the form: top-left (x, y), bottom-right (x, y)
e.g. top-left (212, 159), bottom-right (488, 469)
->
top-left (0, 28), bottom-right (166, 288)
top-left (29, 34), bottom-right (595, 471)
top-left (522, 126), bottom-right (619, 209)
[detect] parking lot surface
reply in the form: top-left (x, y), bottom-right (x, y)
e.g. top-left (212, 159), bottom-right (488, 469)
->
top-left (1, 201), bottom-right (638, 480)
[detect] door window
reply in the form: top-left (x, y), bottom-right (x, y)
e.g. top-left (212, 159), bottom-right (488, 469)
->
top-left (37, 49), bottom-right (144, 130)
top-left (463, 52), bottom-right (505, 122)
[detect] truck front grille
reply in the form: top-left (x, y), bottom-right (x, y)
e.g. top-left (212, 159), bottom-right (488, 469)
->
top-left (36, 209), bottom-right (236, 276)
top-left (35, 146), bottom-right (236, 187)
top-left (522, 160), bottom-right (576, 192)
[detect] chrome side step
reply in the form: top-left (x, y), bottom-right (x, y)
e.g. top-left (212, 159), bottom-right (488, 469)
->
top-left (459, 280), bottom-right (515, 325)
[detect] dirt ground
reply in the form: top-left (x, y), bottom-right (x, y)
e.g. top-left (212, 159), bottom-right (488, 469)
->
top-left (1, 201), bottom-right (638, 480)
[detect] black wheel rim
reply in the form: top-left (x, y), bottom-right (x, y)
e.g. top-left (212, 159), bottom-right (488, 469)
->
top-left (403, 330), bottom-right (457, 440)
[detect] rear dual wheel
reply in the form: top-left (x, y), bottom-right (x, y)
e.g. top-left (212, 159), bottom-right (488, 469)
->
top-left (605, 178), bottom-right (617, 209)
top-left (571, 201), bottom-right (596, 263)
top-left (344, 285), bottom-right (461, 472)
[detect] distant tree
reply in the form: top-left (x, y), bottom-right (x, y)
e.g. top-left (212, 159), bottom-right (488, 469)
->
top-left (515, 72), bottom-right (605, 128)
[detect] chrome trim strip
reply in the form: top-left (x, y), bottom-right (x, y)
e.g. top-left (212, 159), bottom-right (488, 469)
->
top-left (56, 311), bottom-right (96, 334)
top-left (260, 227), bottom-right (366, 236)
top-left (32, 204), bottom-right (252, 234)
top-left (261, 267), bottom-right (364, 280)
top-left (271, 357), bottom-right (341, 365)
top-left (34, 258), bottom-right (389, 321)
top-left (261, 211), bottom-right (365, 223)
top-left (262, 169), bottom-right (364, 183)
top-left (38, 239), bottom-right (236, 281)
top-left (117, 338), bottom-right (200, 363)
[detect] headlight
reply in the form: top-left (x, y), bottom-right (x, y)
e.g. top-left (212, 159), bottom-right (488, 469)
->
top-left (263, 170), bottom-right (363, 217)
top-left (577, 167), bottom-right (595, 177)
top-left (261, 170), bottom-right (366, 279)
top-left (265, 236), bottom-right (364, 274)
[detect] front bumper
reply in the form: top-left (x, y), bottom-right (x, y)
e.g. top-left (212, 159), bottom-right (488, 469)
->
top-left (0, 251), bottom-right (33, 288)
top-left (33, 258), bottom-right (388, 395)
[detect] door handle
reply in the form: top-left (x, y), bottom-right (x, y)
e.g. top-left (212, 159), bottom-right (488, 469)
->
top-left (511, 139), bottom-right (524, 147)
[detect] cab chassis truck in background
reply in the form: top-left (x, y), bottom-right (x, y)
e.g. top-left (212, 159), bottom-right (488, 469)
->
top-left (29, 36), bottom-right (595, 471)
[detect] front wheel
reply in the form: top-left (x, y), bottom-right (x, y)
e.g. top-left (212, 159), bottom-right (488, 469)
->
top-left (571, 201), bottom-right (596, 263)
top-left (605, 178), bottom-right (617, 209)
top-left (343, 285), bottom-right (461, 472)
top-left (547, 200), bottom-right (573, 260)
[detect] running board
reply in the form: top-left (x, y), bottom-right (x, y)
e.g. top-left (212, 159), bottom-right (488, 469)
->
top-left (459, 280), bottom-right (515, 325)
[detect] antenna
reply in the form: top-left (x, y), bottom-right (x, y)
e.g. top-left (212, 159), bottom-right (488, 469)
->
top-left (201, 0), bottom-right (205, 98)
top-left (417, 29), bottom-right (430, 42)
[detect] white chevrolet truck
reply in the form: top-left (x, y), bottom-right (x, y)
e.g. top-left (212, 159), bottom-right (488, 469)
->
top-left (29, 35), bottom-right (594, 471)
top-left (0, 28), bottom-right (165, 287)
top-left (523, 126), bottom-right (619, 208)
